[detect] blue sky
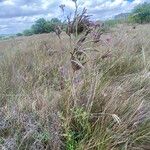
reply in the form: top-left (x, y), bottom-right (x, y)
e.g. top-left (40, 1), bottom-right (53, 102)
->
top-left (0, 0), bottom-right (149, 34)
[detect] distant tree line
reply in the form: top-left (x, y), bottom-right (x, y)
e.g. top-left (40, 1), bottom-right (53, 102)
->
top-left (17, 18), bottom-right (63, 36)
top-left (105, 2), bottom-right (150, 27)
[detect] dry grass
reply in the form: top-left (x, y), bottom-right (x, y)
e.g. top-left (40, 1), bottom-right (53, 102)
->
top-left (0, 24), bottom-right (150, 150)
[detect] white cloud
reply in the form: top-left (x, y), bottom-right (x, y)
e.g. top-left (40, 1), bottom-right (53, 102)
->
top-left (3, 0), bottom-right (15, 6)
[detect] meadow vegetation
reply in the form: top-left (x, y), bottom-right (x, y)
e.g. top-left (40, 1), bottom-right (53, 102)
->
top-left (0, 1), bottom-right (150, 150)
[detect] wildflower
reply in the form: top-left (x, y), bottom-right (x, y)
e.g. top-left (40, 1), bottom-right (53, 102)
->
top-left (54, 25), bottom-right (62, 39)
top-left (59, 4), bottom-right (65, 13)
top-left (93, 30), bottom-right (103, 43)
top-left (106, 37), bottom-right (111, 43)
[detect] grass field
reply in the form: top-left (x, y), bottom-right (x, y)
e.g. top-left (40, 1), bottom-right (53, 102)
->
top-left (0, 24), bottom-right (150, 150)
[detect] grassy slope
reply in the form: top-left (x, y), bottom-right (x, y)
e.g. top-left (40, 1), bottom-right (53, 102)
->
top-left (0, 24), bottom-right (150, 150)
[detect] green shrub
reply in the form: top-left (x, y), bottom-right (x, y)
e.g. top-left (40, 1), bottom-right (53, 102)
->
top-left (31, 18), bottom-right (48, 34)
top-left (16, 33), bottom-right (23, 36)
top-left (130, 2), bottom-right (150, 24)
top-left (31, 18), bottom-right (62, 34)
top-left (23, 29), bottom-right (33, 36)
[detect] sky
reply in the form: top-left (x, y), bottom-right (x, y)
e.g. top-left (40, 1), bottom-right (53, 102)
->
top-left (0, 0), bottom-right (149, 34)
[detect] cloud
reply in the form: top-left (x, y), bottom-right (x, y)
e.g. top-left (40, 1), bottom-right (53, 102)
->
top-left (0, 0), bottom-right (149, 34)
top-left (0, 0), bottom-right (56, 18)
